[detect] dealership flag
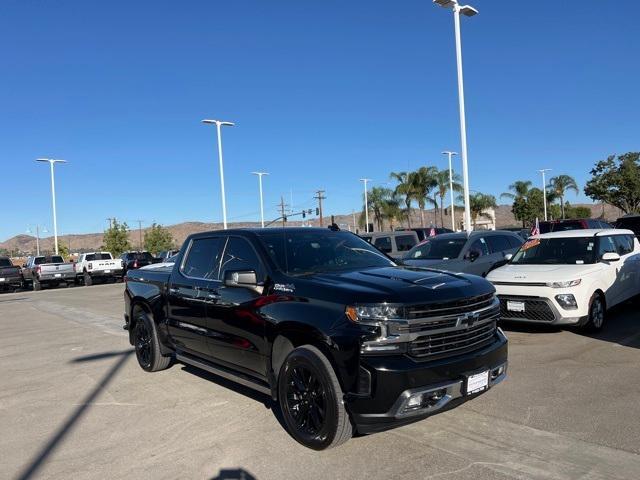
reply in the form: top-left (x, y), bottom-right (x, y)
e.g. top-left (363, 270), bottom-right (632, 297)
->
top-left (429, 227), bottom-right (436, 237)
top-left (530, 218), bottom-right (540, 236)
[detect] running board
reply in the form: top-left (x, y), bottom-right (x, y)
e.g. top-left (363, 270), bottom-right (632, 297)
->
top-left (176, 353), bottom-right (271, 396)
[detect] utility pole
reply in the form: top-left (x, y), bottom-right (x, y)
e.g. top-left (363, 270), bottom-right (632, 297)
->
top-left (106, 217), bottom-right (115, 229)
top-left (359, 179), bottom-right (371, 232)
top-left (277, 196), bottom-right (289, 228)
top-left (538, 169), bottom-right (552, 221)
top-left (314, 190), bottom-right (326, 227)
top-left (136, 220), bottom-right (144, 250)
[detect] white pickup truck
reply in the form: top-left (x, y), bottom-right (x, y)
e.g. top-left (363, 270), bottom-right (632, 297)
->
top-left (74, 252), bottom-right (124, 286)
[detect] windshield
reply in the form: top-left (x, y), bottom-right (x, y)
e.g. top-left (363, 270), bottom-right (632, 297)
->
top-left (405, 238), bottom-right (466, 260)
top-left (0, 258), bottom-right (12, 267)
top-left (34, 256), bottom-right (65, 265)
top-left (257, 230), bottom-right (395, 275)
top-left (511, 237), bottom-right (596, 265)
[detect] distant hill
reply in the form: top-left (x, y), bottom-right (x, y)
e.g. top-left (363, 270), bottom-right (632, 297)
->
top-left (0, 203), bottom-right (622, 255)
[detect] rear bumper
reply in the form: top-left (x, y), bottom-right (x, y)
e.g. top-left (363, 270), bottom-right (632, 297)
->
top-left (86, 269), bottom-right (123, 278)
top-left (38, 272), bottom-right (75, 282)
top-left (0, 275), bottom-right (23, 288)
top-left (348, 329), bottom-right (508, 434)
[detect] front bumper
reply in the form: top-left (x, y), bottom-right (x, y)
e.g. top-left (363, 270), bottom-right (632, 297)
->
top-left (497, 294), bottom-right (587, 326)
top-left (348, 329), bottom-right (508, 434)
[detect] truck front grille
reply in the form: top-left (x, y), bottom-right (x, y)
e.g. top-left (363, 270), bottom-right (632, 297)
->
top-left (499, 297), bottom-right (556, 322)
top-left (408, 320), bottom-right (498, 360)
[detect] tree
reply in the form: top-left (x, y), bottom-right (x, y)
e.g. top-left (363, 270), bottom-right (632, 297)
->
top-left (548, 174), bottom-right (579, 219)
top-left (501, 180), bottom-right (532, 228)
top-left (435, 169), bottom-right (462, 228)
top-left (390, 171), bottom-right (418, 228)
top-left (584, 152), bottom-right (640, 214)
top-left (380, 197), bottom-right (403, 230)
top-left (102, 219), bottom-right (131, 257)
top-left (144, 223), bottom-right (175, 254)
top-left (565, 204), bottom-right (592, 219)
top-left (461, 193), bottom-right (497, 228)
top-left (365, 186), bottom-right (394, 231)
top-left (58, 243), bottom-right (70, 259)
top-left (412, 166), bottom-right (437, 227)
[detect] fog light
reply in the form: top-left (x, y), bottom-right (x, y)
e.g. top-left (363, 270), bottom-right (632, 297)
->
top-left (555, 294), bottom-right (578, 310)
top-left (491, 365), bottom-right (505, 381)
top-left (405, 394), bottom-right (423, 410)
top-left (424, 388), bottom-right (447, 407)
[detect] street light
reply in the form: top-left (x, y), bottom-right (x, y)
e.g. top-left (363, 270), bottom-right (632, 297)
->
top-left (251, 172), bottom-right (269, 228)
top-left (359, 178), bottom-right (371, 233)
top-left (202, 119), bottom-right (235, 229)
top-left (36, 158), bottom-right (66, 254)
top-left (538, 169), bottom-right (552, 221)
top-left (442, 151), bottom-right (458, 231)
top-left (26, 226), bottom-right (48, 256)
top-left (433, 0), bottom-right (478, 232)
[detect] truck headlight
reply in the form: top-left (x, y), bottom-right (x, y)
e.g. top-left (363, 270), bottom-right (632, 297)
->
top-left (555, 294), bottom-right (578, 309)
top-left (345, 304), bottom-right (403, 323)
top-left (547, 279), bottom-right (581, 288)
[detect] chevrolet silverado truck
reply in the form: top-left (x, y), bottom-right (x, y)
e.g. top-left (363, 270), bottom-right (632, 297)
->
top-left (124, 228), bottom-right (508, 450)
top-left (23, 255), bottom-right (75, 290)
top-left (0, 257), bottom-right (24, 292)
top-left (74, 252), bottom-right (124, 286)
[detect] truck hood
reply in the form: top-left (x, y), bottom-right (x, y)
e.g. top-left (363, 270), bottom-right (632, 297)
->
top-left (297, 266), bottom-right (493, 304)
top-left (487, 263), bottom-right (600, 283)
top-left (402, 258), bottom-right (452, 269)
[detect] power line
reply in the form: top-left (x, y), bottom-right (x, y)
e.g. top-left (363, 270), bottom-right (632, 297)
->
top-left (277, 196), bottom-right (289, 228)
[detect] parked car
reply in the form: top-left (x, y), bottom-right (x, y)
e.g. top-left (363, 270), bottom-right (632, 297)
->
top-left (74, 252), bottom-right (124, 286)
top-left (616, 214), bottom-right (640, 240)
top-left (120, 251), bottom-right (155, 275)
top-left (0, 257), bottom-right (24, 292)
top-left (402, 231), bottom-right (524, 277)
top-left (395, 227), bottom-right (454, 242)
top-left (156, 249), bottom-right (179, 263)
top-left (359, 231), bottom-right (419, 259)
top-left (487, 229), bottom-right (640, 331)
top-left (539, 218), bottom-right (612, 234)
top-left (124, 228), bottom-right (507, 450)
top-left (22, 255), bottom-right (75, 290)
top-left (502, 227), bottom-right (532, 241)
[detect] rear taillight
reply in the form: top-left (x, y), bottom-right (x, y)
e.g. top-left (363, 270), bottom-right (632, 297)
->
top-left (133, 260), bottom-right (138, 268)
top-left (88, 263), bottom-right (93, 270)
top-left (36, 266), bottom-right (41, 274)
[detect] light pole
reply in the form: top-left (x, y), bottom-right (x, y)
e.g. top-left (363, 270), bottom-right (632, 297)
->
top-left (36, 158), bottom-right (66, 254)
top-left (442, 151), bottom-right (458, 231)
top-left (251, 172), bottom-right (269, 228)
top-left (27, 226), bottom-right (48, 256)
top-left (433, 0), bottom-right (478, 232)
top-left (359, 178), bottom-right (371, 232)
top-left (538, 168), bottom-right (552, 221)
top-left (202, 119), bottom-right (235, 229)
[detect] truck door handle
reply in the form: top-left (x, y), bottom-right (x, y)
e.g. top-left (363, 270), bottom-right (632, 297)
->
top-left (169, 287), bottom-right (179, 294)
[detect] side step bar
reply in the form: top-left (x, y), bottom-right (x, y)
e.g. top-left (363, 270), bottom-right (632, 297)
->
top-left (176, 353), bottom-right (271, 396)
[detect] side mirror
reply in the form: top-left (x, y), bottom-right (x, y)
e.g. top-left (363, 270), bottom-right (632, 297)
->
top-left (224, 270), bottom-right (258, 288)
top-left (466, 250), bottom-right (480, 262)
top-left (601, 252), bottom-right (620, 263)
top-left (504, 253), bottom-right (513, 261)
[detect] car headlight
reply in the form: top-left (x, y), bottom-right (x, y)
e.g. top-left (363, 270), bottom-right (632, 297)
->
top-left (547, 279), bottom-right (581, 288)
top-left (345, 304), bottom-right (403, 323)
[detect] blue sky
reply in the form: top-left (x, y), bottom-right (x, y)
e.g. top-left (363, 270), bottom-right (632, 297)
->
top-left (1, 0), bottom-right (638, 241)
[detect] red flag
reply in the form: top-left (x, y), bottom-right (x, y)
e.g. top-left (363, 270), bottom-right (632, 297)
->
top-left (429, 227), bottom-right (436, 237)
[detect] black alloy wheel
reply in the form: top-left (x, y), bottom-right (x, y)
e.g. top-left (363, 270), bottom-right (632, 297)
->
top-left (278, 345), bottom-right (352, 450)
top-left (134, 320), bottom-right (152, 369)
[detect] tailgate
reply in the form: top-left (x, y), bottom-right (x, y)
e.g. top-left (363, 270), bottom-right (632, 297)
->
top-left (0, 266), bottom-right (21, 277)
top-left (91, 260), bottom-right (121, 271)
top-left (40, 263), bottom-right (74, 274)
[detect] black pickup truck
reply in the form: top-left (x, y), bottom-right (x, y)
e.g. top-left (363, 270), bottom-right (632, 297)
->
top-left (124, 228), bottom-right (507, 450)
top-left (0, 257), bottom-right (23, 292)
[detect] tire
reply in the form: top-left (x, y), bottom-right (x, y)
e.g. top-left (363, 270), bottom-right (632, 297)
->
top-left (133, 309), bottom-right (172, 372)
top-left (583, 292), bottom-right (606, 332)
top-left (277, 345), bottom-right (352, 450)
top-left (83, 272), bottom-right (93, 286)
top-left (33, 278), bottom-right (41, 291)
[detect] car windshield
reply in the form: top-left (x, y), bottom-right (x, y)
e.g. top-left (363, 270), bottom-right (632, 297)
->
top-left (34, 256), bottom-right (64, 264)
top-left (405, 238), bottom-right (466, 260)
top-left (130, 252), bottom-right (153, 261)
top-left (258, 230), bottom-right (395, 275)
top-left (511, 237), bottom-right (596, 265)
top-left (0, 258), bottom-right (12, 267)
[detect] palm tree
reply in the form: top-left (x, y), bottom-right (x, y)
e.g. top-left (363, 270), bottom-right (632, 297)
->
top-left (548, 175), bottom-right (579, 219)
top-left (380, 197), bottom-right (403, 230)
top-left (365, 186), bottom-right (394, 231)
top-left (435, 169), bottom-right (462, 228)
top-left (390, 171), bottom-right (419, 228)
top-left (501, 180), bottom-right (533, 228)
top-left (460, 192), bottom-right (498, 228)
top-left (412, 166), bottom-right (438, 227)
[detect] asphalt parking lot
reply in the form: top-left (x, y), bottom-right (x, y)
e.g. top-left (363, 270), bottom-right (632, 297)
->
top-left (2, 284), bottom-right (640, 480)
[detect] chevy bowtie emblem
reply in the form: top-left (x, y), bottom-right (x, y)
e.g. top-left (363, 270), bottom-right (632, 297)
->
top-left (458, 311), bottom-right (480, 327)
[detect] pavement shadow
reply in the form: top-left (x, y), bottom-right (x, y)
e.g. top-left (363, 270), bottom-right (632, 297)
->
top-left (209, 468), bottom-right (257, 480)
top-left (15, 349), bottom-right (134, 480)
top-left (180, 365), bottom-right (288, 432)
top-left (575, 298), bottom-right (640, 349)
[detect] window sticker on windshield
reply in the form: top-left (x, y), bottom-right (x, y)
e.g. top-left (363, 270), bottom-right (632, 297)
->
top-left (480, 238), bottom-right (486, 243)
top-left (587, 242), bottom-right (594, 251)
top-left (522, 239), bottom-right (540, 250)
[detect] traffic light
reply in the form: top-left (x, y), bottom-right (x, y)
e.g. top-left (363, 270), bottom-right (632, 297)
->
top-left (302, 210), bottom-right (306, 218)
top-left (315, 208), bottom-right (319, 215)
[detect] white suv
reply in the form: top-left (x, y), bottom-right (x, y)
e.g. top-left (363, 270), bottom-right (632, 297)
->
top-left (487, 229), bottom-right (640, 331)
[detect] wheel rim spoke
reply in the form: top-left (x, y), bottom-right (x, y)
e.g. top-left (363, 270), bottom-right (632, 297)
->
top-left (285, 364), bottom-right (327, 438)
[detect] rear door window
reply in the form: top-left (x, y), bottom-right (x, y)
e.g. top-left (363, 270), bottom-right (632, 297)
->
top-left (394, 235), bottom-right (417, 252)
top-left (181, 237), bottom-right (224, 280)
top-left (486, 235), bottom-right (512, 253)
top-left (374, 237), bottom-right (392, 253)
